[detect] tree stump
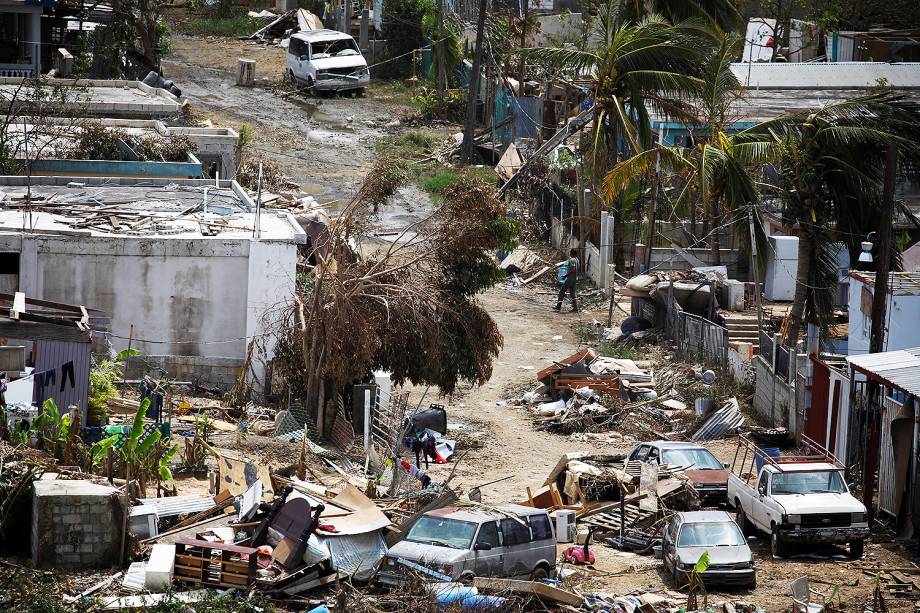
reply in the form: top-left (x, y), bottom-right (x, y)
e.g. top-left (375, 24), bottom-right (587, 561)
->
top-left (237, 59), bottom-right (256, 87)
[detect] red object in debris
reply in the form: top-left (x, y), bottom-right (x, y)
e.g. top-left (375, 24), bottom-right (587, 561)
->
top-left (316, 524), bottom-right (339, 533)
top-left (562, 544), bottom-right (595, 565)
top-left (765, 36), bottom-right (775, 47)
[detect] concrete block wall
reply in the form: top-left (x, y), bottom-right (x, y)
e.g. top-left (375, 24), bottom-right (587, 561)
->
top-left (125, 355), bottom-right (244, 388)
top-left (31, 480), bottom-right (121, 569)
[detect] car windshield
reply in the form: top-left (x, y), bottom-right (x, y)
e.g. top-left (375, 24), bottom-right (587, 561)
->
top-left (311, 38), bottom-right (360, 59)
top-left (406, 516), bottom-right (476, 549)
top-left (677, 522), bottom-right (746, 547)
top-left (771, 470), bottom-right (847, 495)
top-left (662, 448), bottom-right (722, 470)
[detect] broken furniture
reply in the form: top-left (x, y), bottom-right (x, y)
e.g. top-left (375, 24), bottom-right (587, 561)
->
top-left (173, 538), bottom-right (258, 588)
top-left (790, 576), bottom-right (826, 613)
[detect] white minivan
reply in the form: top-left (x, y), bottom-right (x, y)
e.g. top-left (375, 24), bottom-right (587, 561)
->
top-left (285, 29), bottom-right (370, 94)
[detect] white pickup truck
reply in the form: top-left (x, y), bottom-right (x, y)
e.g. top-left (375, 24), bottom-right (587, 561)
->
top-left (727, 437), bottom-right (868, 558)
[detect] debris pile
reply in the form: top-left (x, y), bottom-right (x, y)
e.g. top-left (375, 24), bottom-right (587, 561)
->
top-left (510, 349), bottom-right (745, 441)
top-left (249, 9), bottom-right (324, 46)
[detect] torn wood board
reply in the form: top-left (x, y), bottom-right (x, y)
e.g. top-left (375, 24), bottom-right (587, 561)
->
top-left (639, 460), bottom-right (659, 514)
top-left (217, 451), bottom-right (275, 497)
top-left (174, 415), bottom-right (237, 432)
top-left (282, 570), bottom-right (342, 595)
top-left (63, 571), bottom-right (123, 603)
top-left (473, 577), bottom-right (582, 606)
top-left (495, 142), bottom-right (523, 182)
top-left (290, 484), bottom-right (390, 535)
top-left (521, 265), bottom-right (551, 285)
top-left (141, 512), bottom-right (235, 545)
top-left (499, 246), bottom-right (541, 273)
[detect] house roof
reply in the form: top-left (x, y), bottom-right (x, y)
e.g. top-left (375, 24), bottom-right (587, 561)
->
top-left (847, 347), bottom-right (920, 397)
top-left (0, 293), bottom-right (108, 342)
top-left (0, 177), bottom-right (306, 243)
top-left (730, 62), bottom-right (920, 89)
top-left (849, 271), bottom-right (920, 295)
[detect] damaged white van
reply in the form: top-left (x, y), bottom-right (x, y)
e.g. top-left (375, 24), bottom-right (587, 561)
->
top-left (285, 29), bottom-right (370, 94)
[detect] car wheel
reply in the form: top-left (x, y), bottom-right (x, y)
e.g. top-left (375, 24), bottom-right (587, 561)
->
top-left (305, 77), bottom-right (316, 96)
top-left (770, 527), bottom-right (787, 557)
top-left (850, 539), bottom-right (865, 559)
top-left (749, 574), bottom-right (757, 590)
top-left (530, 565), bottom-right (549, 581)
top-left (735, 503), bottom-right (754, 536)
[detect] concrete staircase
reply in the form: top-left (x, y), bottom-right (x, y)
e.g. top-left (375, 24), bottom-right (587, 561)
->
top-left (724, 314), bottom-right (760, 353)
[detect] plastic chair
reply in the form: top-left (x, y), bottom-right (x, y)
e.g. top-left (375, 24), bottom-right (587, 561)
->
top-left (791, 576), bottom-right (826, 613)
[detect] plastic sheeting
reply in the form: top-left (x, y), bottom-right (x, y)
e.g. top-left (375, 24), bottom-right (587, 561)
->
top-left (316, 530), bottom-right (386, 581)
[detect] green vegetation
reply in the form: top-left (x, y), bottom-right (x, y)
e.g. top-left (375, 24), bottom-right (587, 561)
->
top-left (421, 171), bottom-right (459, 194)
top-left (175, 15), bottom-right (264, 38)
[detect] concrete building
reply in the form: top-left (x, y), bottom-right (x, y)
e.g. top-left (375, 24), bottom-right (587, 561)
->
top-left (848, 271), bottom-right (920, 355)
top-left (0, 0), bottom-right (41, 77)
top-left (0, 176), bottom-right (306, 390)
top-left (7, 117), bottom-right (240, 180)
top-left (1, 77), bottom-right (183, 119)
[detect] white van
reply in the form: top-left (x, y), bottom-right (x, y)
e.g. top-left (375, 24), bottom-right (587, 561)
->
top-left (285, 29), bottom-right (370, 94)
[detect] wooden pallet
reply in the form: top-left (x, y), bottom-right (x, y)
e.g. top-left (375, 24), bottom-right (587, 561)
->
top-left (174, 538), bottom-right (257, 589)
top-left (580, 509), bottom-right (657, 535)
top-left (553, 374), bottom-right (620, 396)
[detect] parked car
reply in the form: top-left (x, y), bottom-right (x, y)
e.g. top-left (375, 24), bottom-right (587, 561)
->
top-left (378, 504), bottom-right (556, 585)
top-left (627, 441), bottom-right (729, 502)
top-left (661, 511), bottom-right (756, 588)
top-left (727, 437), bottom-right (868, 558)
top-left (285, 29), bottom-right (370, 94)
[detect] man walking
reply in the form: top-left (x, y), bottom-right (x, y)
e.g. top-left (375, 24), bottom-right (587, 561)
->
top-left (553, 248), bottom-right (579, 312)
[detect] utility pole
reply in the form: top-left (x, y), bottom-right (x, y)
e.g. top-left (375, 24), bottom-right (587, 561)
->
top-left (644, 133), bottom-right (662, 270)
top-left (869, 144), bottom-right (896, 355)
top-left (435, 0), bottom-right (446, 103)
top-left (747, 208), bottom-right (764, 336)
top-left (462, 0), bottom-right (487, 162)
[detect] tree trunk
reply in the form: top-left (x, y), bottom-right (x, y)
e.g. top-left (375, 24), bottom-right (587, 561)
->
top-left (435, 0), bottom-right (446, 104)
top-left (462, 0), bottom-right (487, 163)
top-left (709, 191), bottom-right (721, 265)
top-left (516, 0), bottom-right (529, 96)
top-left (784, 229), bottom-right (812, 349)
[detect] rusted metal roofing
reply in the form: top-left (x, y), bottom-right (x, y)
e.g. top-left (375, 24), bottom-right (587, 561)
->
top-left (847, 348), bottom-right (920, 397)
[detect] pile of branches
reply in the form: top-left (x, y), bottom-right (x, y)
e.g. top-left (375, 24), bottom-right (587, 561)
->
top-left (273, 160), bottom-right (519, 433)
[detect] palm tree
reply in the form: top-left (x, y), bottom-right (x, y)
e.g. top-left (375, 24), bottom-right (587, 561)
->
top-left (619, 0), bottom-right (743, 32)
top-left (601, 33), bottom-right (771, 268)
top-left (522, 8), bottom-right (708, 268)
top-left (737, 93), bottom-right (920, 348)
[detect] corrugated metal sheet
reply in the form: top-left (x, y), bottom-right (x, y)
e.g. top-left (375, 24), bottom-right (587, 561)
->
top-left (31, 339), bottom-right (91, 420)
top-left (135, 495), bottom-right (216, 518)
top-left (691, 398), bottom-right (745, 441)
top-left (879, 396), bottom-right (914, 517)
top-left (847, 348), bottom-right (920, 397)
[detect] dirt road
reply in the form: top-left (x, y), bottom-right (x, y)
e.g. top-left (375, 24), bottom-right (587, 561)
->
top-left (418, 286), bottom-right (612, 501)
top-left (164, 36), bottom-right (426, 213)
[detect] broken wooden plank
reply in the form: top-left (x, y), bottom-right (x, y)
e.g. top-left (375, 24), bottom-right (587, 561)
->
top-left (473, 577), bottom-right (582, 606)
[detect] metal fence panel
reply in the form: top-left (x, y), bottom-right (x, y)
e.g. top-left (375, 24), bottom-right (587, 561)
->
top-left (776, 345), bottom-right (791, 382)
top-left (675, 312), bottom-right (728, 367)
top-left (760, 330), bottom-right (774, 362)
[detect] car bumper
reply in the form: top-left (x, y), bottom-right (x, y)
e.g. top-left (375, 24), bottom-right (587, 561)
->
top-left (778, 525), bottom-right (870, 544)
top-left (315, 74), bottom-right (370, 91)
top-left (676, 568), bottom-right (756, 587)
top-left (693, 485), bottom-right (728, 502)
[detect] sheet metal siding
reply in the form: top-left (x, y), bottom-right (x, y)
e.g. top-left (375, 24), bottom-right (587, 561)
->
top-left (32, 339), bottom-right (91, 420)
top-left (879, 400), bottom-right (895, 516)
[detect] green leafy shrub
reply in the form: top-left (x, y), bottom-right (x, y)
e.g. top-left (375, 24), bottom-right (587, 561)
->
top-left (422, 171), bottom-right (459, 194)
top-left (410, 86), bottom-right (466, 121)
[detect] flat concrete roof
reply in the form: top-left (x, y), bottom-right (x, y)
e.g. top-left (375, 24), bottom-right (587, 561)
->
top-left (0, 78), bottom-right (183, 118)
top-left (731, 62), bottom-right (920, 89)
top-left (0, 177), bottom-right (306, 243)
top-left (5, 117), bottom-right (238, 160)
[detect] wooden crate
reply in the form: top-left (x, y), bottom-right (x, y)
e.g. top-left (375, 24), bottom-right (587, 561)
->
top-left (174, 538), bottom-right (258, 588)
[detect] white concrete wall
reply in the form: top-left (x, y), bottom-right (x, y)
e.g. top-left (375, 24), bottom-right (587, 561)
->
top-left (246, 239), bottom-right (298, 389)
top-left (7, 232), bottom-right (298, 390)
top-left (848, 276), bottom-right (920, 355)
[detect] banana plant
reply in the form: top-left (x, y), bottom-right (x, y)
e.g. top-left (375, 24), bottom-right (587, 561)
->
top-left (91, 397), bottom-right (178, 492)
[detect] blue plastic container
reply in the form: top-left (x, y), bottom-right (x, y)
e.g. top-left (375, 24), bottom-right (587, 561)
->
top-left (435, 585), bottom-right (478, 606)
top-left (755, 447), bottom-right (781, 471)
top-left (462, 595), bottom-right (508, 610)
